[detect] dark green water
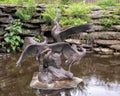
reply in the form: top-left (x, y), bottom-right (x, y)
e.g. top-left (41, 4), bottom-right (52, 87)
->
top-left (0, 53), bottom-right (120, 96)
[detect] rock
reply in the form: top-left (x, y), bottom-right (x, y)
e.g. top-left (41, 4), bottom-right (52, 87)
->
top-left (27, 18), bottom-right (45, 24)
top-left (111, 25), bottom-right (120, 31)
top-left (30, 72), bottom-right (83, 90)
top-left (113, 52), bottom-right (120, 56)
top-left (0, 4), bottom-right (16, 8)
top-left (32, 13), bottom-right (41, 18)
top-left (95, 40), bottom-right (120, 46)
top-left (92, 19), bottom-right (101, 25)
top-left (0, 4), bottom-right (16, 13)
top-left (100, 48), bottom-right (113, 55)
top-left (36, 4), bottom-right (46, 8)
top-left (0, 24), bottom-right (9, 28)
top-left (106, 6), bottom-right (119, 11)
top-left (0, 48), bottom-right (6, 53)
top-left (36, 8), bottom-right (44, 13)
top-left (2, 7), bottom-right (16, 13)
top-left (0, 29), bottom-right (6, 36)
top-left (88, 11), bottom-right (105, 19)
top-left (110, 44), bottom-right (120, 51)
top-left (22, 28), bottom-right (40, 36)
top-left (65, 39), bottom-right (81, 45)
top-left (22, 23), bottom-right (40, 29)
top-left (90, 32), bottom-right (120, 40)
top-left (0, 17), bottom-right (12, 24)
top-left (93, 48), bottom-right (113, 55)
top-left (90, 25), bottom-right (103, 32)
top-left (90, 6), bottom-right (102, 11)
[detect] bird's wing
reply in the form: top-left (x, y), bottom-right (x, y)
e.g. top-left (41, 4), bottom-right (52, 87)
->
top-left (48, 42), bottom-right (76, 59)
top-left (16, 44), bottom-right (43, 66)
top-left (22, 37), bottom-right (38, 49)
top-left (59, 23), bottom-right (92, 40)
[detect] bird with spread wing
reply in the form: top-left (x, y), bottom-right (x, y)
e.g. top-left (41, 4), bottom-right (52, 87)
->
top-left (51, 8), bottom-right (92, 42)
top-left (16, 37), bottom-right (90, 72)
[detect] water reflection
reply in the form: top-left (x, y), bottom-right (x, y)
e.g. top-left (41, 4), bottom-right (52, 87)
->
top-left (0, 53), bottom-right (120, 96)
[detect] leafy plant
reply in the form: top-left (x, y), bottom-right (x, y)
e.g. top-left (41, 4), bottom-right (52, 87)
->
top-left (3, 19), bottom-right (24, 52)
top-left (100, 18), bottom-right (113, 30)
top-left (42, 2), bottom-right (91, 26)
top-left (15, 0), bottom-right (36, 22)
top-left (60, 2), bottom-right (91, 26)
top-left (42, 6), bottom-right (56, 25)
top-left (96, 0), bottom-right (116, 7)
top-left (100, 14), bottom-right (120, 30)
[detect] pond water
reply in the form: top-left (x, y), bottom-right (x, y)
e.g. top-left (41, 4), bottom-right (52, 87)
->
top-left (0, 53), bottom-right (120, 96)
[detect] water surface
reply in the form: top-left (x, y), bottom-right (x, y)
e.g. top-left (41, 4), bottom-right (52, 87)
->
top-left (0, 53), bottom-right (120, 96)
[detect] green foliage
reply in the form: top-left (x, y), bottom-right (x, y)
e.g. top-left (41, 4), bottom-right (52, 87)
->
top-left (42, 6), bottom-right (56, 25)
top-left (113, 8), bottom-right (120, 15)
top-left (3, 19), bottom-right (24, 53)
top-left (0, 0), bottom-right (17, 4)
top-left (60, 0), bottom-right (72, 5)
top-left (100, 13), bottom-right (120, 30)
top-left (42, 2), bottom-right (91, 26)
top-left (100, 18), bottom-right (113, 30)
top-left (15, 0), bottom-right (36, 22)
top-left (60, 3), bottom-right (91, 26)
top-left (33, 36), bottom-right (41, 42)
top-left (96, 0), bottom-right (116, 7)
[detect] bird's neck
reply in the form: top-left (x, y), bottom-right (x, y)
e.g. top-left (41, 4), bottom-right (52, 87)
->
top-left (40, 36), bottom-right (48, 45)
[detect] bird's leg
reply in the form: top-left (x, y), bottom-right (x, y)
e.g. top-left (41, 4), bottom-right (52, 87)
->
top-left (68, 64), bottom-right (72, 72)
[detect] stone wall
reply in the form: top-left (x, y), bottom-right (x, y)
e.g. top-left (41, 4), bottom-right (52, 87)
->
top-left (89, 6), bottom-right (120, 55)
top-left (0, 4), bottom-right (120, 55)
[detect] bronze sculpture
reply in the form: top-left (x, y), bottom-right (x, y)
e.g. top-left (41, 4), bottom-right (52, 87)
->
top-left (51, 9), bottom-right (92, 42)
top-left (16, 9), bottom-right (92, 89)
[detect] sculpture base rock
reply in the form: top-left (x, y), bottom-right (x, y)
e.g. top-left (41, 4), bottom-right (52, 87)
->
top-left (30, 72), bottom-right (83, 90)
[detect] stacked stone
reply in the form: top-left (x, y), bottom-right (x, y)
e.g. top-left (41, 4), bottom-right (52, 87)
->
top-left (0, 4), bottom-right (46, 37)
top-left (0, 4), bottom-right (120, 55)
top-left (88, 6), bottom-right (120, 55)
top-left (0, 4), bottom-right (46, 52)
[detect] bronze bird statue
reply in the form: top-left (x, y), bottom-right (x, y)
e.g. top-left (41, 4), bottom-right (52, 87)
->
top-left (51, 9), bottom-right (92, 42)
top-left (16, 37), bottom-right (90, 72)
top-left (42, 49), bottom-right (61, 72)
top-left (16, 35), bottom-right (48, 66)
top-left (64, 44), bottom-right (89, 71)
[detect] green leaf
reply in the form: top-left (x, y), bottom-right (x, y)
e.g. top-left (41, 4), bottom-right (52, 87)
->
top-left (4, 37), bottom-right (10, 43)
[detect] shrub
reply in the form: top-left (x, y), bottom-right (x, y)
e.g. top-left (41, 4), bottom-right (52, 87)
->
top-left (3, 19), bottom-right (24, 52)
top-left (42, 6), bottom-right (57, 25)
top-left (15, 0), bottom-right (36, 22)
top-left (100, 14), bottom-right (120, 30)
top-left (42, 2), bottom-right (91, 26)
top-left (60, 2), bottom-right (91, 26)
